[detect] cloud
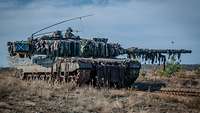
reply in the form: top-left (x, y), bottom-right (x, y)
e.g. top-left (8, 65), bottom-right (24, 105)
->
top-left (0, 0), bottom-right (199, 66)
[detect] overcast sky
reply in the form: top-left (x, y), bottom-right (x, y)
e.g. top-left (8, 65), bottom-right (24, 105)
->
top-left (0, 0), bottom-right (199, 66)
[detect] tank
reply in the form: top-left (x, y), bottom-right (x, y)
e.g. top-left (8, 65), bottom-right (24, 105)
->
top-left (6, 15), bottom-right (192, 87)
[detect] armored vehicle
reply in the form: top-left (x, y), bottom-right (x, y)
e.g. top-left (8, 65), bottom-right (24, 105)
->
top-left (7, 15), bottom-right (192, 87)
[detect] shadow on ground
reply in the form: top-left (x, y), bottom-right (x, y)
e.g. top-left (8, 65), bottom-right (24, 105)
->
top-left (132, 81), bottom-right (166, 92)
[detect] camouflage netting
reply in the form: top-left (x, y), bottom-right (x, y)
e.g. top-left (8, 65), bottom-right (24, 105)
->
top-left (127, 47), bottom-right (191, 64)
top-left (7, 27), bottom-right (191, 65)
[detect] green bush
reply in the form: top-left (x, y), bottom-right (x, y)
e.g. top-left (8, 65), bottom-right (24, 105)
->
top-left (157, 55), bottom-right (181, 77)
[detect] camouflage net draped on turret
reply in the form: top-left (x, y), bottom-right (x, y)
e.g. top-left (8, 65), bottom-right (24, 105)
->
top-left (7, 27), bottom-right (191, 65)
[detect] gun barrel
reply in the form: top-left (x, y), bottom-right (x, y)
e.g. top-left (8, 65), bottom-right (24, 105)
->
top-left (126, 47), bottom-right (192, 64)
top-left (127, 47), bottom-right (192, 54)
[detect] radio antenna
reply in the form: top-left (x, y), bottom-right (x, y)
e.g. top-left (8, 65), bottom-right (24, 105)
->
top-left (31, 14), bottom-right (93, 37)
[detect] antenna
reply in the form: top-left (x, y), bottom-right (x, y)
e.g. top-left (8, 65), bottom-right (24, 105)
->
top-left (31, 14), bottom-right (93, 37)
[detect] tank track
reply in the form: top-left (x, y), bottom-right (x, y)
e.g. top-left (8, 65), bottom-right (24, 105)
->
top-left (157, 88), bottom-right (200, 97)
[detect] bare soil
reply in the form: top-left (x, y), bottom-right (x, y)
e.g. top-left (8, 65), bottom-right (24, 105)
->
top-left (0, 68), bottom-right (200, 113)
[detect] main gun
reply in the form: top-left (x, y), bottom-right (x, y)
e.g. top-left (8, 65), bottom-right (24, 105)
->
top-left (126, 47), bottom-right (192, 64)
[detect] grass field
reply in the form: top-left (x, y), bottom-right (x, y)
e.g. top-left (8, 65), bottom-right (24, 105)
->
top-left (0, 68), bottom-right (200, 113)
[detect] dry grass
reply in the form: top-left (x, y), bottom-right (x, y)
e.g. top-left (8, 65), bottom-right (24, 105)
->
top-left (0, 70), bottom-right (200, 113)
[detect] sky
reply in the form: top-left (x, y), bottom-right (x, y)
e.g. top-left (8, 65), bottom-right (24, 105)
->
top-left (0, 0), bottom-right (199, 66)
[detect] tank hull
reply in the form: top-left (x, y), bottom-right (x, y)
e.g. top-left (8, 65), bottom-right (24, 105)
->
top-left (16, 57), bottom-right (141, 87)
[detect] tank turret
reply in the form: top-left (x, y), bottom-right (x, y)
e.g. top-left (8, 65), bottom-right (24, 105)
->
top-left (7, 29), bottom-right (191, 62)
